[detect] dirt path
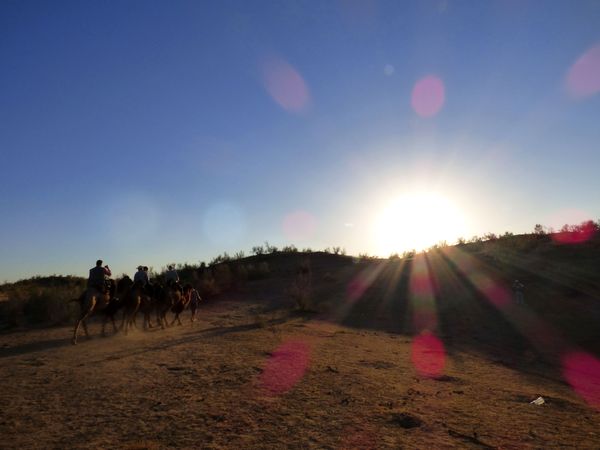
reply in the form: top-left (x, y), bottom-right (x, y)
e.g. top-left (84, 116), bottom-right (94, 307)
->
top-left (1, 297), bottom-right (599, 449)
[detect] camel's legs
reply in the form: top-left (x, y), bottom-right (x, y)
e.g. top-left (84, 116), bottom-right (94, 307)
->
top-left (82, 319), bottom-right (90, 338)
top-left (72, 297), bottom-right (96, 344)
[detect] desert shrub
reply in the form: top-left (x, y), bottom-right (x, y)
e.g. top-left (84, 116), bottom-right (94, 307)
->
top-left (0, 297), bottom-right (24, 327)
top-left (533, 224), bottom-right (546, 235)
top-left (233, 251), bottom-right (245, 260)
top-left (252, 245), bottom-right (265, 256)
top-left (389, 253), bottom-right (400, 260)
top-left (0, 284), bottom-right (81, 327)
top-left (210, 253), bottom-right (231, 265)
top-left (265, 241), bottom-right (278, 254)
top-left (281, 244), bottom-right (298, 253)
top-left (23, 291), bottom-right (75, 324)
top-left (302, 247), bottom-right (312, 253)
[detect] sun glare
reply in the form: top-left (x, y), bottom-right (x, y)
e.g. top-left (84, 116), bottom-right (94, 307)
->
top-left (374, 192), bottom-right (465, 255)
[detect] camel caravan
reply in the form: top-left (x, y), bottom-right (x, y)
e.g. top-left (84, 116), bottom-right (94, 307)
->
top-left (72, 260), bottom-right (202, 344)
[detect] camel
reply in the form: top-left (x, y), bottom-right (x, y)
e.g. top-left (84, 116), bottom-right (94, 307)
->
top-left (132, 281), bottom-right (161, 330)
top-left (151, 283), bottom-right (180, 329)
top-left (115, 276), bottom-right (144, 335)
top-left (170, 288), bottom-right (191, 326)
top-left (71, 280), bottom-right (116, 344)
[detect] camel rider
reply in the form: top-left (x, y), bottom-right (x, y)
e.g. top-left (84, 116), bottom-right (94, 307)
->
top-left (133, 266), bottom-right (146, 286)
top-left (143, 266), bottom-right (150, 285)
top-left (88, 259), bottom-right (112, 293)
top-left (165, 265), bottom-right (179, 287)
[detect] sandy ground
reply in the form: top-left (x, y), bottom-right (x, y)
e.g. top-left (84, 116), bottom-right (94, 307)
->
top-left (1, 294), bottom-right (599, 450)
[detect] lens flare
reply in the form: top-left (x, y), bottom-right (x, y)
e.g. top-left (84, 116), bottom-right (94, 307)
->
top-left (261, 58), bottom-right (311, 113)
top-left (553, 221), bottom-right (597, 245)
top-left (411, 75), bottom-right (445, 117)
top-left (471, 273), bottom-right (512, 308)
top-left (411, 332), bottom-right (446, 378)
top-left (566, 44), bottom-right (600, 99)
top-left (409, 258), bottom-right (438, 331)
top-left (282, 210), bottom-right (317, 241)
top-left (347, 263), bottom-right (385, 303)
top-left (562, 351), bottom-right (600, 409)
top-left (260, 340), bottom-right (311, 395)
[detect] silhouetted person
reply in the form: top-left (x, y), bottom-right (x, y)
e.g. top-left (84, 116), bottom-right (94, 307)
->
top-left (165, 264), bottom-right (179, 286)
top-left (88, 259), bottom-right (111, 293)
top-left (513, 279), bottom-right (525, 305)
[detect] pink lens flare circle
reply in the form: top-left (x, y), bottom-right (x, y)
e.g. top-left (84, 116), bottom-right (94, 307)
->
top-left (562, 351), bottom-right (600, 409)
top-left (282, 210), bottom-right (317, 241)
top-left (553, 223), bottom-right (597, 245)
top-left (411, 332), bottom-right (446, 378)
top-left (411, 75), bottom-right (445, 117)
top-left (260, 341), bottom-right (311, 395)
top-left (261, 59), bottom-right (311, 113)
top-left (566, 44), bottom-right (600, 99)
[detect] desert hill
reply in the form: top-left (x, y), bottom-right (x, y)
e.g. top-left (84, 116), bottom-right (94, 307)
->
top-left (1, 231), bottom-right (600, 448)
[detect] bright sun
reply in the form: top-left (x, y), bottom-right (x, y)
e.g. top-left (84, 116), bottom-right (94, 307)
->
top-left (374, 192), bottom-right (465, 255)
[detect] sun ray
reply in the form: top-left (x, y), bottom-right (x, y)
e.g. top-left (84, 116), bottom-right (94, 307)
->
top-left (440, 246), bottom-right (600, 409)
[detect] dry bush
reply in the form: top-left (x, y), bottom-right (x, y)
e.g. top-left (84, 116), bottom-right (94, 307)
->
top-left (0, 284), bottom-right (81, 327)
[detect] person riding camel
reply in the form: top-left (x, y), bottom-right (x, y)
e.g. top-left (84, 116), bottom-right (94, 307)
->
top-left (88, 259), bottom-right (111, 293)
top-left (165, 265), bottom-right (179, 286)
top-left (133, 266), bottom-right (146, 286)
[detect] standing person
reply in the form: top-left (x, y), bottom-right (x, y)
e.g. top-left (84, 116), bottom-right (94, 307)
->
top-left (165, 265), bottom-right (179, 286)
top-left (88, 259), bottom-right (111, 293)
top-left (513, 279), bottom-right (525, 305)
top-left (184, 284), bottom-right (202, 323)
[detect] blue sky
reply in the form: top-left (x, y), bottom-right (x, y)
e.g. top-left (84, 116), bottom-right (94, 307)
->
top-left (1, 0), bottom-right (599, 282)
